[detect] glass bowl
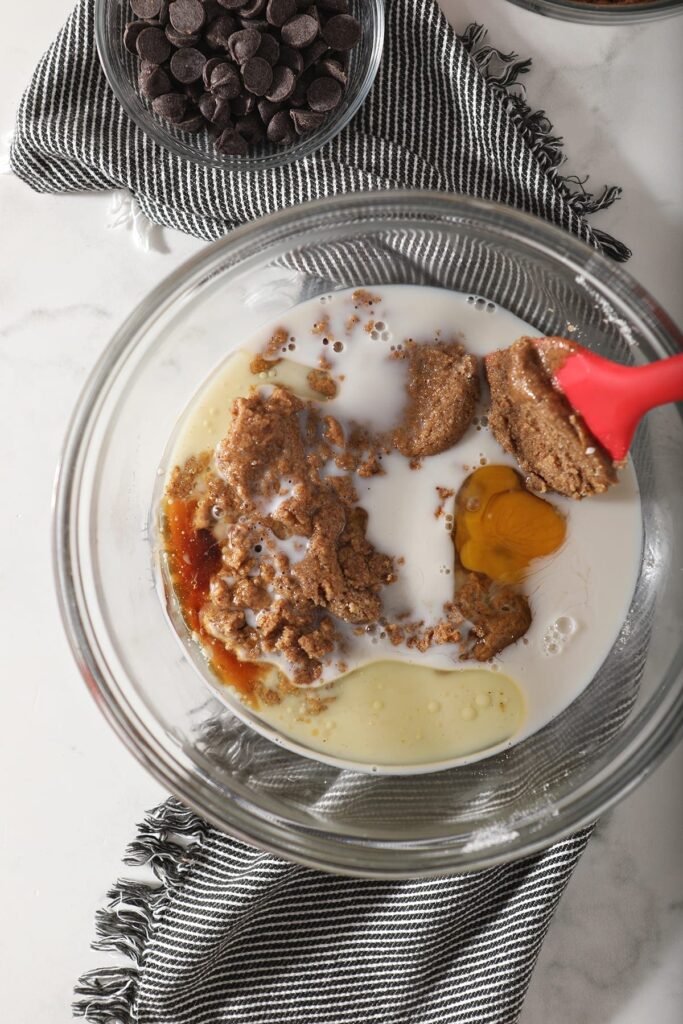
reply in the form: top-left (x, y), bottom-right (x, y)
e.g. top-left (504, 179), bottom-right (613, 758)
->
top-left (504, 0), bottom-right (683, 22)
top-left (95, 0), bottom-right (384, 171)
top-left (54, 192), bottom-right (683, 878)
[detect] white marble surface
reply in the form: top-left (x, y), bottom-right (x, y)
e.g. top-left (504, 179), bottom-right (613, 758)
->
top-left (0, 1), bottom-right (681, 1021)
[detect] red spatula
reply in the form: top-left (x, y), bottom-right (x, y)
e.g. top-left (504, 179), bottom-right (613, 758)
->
top-left (536, 343), bottom-right (683, 463)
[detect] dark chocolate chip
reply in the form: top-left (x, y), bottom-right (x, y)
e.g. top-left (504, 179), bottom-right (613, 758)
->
top-left (212, 96), bottom-right (234, 128)
top-left (278, 45), bottom-right (304, 74)
top-left (130, 0), bottom-right (162, 17)
top-left (198, 91), bottom-right (218, 120)
top-left (307, 75), bottom-right (342, 112)
top-left (317, 57), bottom-right (346, 85)
top-left (202, 56), bottom-right (225, 88)
top-left (138, 65), bottom-right (172, 100)
top-left (322, 13), bottom-right (360, 51)
top-left (236, 111), bottom-right (264, 141)
top-left (217, 0), bottom-right (247, 7)
top-left (231, 91), bottom-right (256, 114)
top-left (265, 64), bottom-right (296, 102)
top-left (242, 56), bottom-right (274, 96)
top-left (256, 32), bottom-right (280, 66)
top-left (124, 20), bottom-right (150, 55)
top-left (152, 91), bottom-right (189, 122)
top-left (177, 110), bottom-right (206, 132)
top-left (257, 97), bottom-right (282, 124)
top-left (136, 26), bottom-right (172, 63)
top-left (158, 0), bottom-right (170, 23)
top-left (288, 68), bottom-right (313, 106)
top-left (302, 37), bottom-right (327, 69)
top-left (290, 107), bottom-right (324, 134)
top-left (239, 0), bottom-right (267, 16)
top-left (267, 108), bottom-right (296, 144)
top-left (266, 0), bottom-right (296, 27)
top-left (281, 13), bottom-right (318, 48)
top-left (170, 46), bottom-right (207, 83)
top-left (165, 24), bottom-right (201, 46)
top-left (215, 127), bottom-right (249, 154)
top-left (210, 62), bottom-right (241, 97)
top-left (229, 28), bottom-right (261, 63)
top-left (204, 14), bottom-right (237, 49)
top-left (169, 0), bottom-right (205, 34)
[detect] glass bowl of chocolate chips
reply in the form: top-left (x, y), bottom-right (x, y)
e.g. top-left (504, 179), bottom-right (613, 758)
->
top-left (504, 0), bottom-right (682, 23)
top-left (96, 0), bottom-right (384, 168)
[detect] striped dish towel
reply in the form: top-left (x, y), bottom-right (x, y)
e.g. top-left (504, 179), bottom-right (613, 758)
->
top-left (9, 2), bottom-right (630, 1023)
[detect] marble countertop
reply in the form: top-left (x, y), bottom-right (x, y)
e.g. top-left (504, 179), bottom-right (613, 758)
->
top-left (0, 1), bottom-right (681, 1021)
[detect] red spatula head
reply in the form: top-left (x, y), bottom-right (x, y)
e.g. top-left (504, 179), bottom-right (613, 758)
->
top-left (535, 342), bottom-right (683, 463)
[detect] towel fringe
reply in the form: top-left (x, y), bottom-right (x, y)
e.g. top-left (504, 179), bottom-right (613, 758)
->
top-left (73, 798), bottom-right (208, 1022)
top-left (460, 24), bottom-right (631, 262)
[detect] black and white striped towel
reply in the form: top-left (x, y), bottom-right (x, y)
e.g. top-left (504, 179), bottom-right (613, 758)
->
top-left (10, 2), bottom-right (630, 1022)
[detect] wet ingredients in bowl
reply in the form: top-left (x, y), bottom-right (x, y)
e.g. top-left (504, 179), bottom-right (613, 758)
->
top-left (156, 285), bottom-right (642, 773)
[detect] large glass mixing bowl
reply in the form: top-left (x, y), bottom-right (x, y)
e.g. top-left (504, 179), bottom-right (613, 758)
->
top-left (54, 192), bottom-right (683, 877)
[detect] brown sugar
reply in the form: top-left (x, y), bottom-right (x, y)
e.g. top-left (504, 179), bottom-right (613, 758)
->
top-left (485, 337), bottom-right (617, 499)
top-left (454, 573), bottom-right (531, 661)
top-left (392, 341), bottom-right (480, 458)
top-left (307, 368), bottom-right (338, 398)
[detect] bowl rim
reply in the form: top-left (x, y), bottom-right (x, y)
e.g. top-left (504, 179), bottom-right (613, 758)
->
top-left (53, 190), bottom-right (683, 877)
top-left (93, 0), bottom-right (386, 172)
top-left (503, 0), bottom-right (683, 24)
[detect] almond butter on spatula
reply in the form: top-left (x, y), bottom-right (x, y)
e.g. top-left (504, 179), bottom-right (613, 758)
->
top-left (536, 338), bottom-right (683, 462)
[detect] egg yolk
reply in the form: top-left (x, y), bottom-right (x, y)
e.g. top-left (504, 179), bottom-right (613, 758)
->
top-left (454, 465), bottom-right (566, 583)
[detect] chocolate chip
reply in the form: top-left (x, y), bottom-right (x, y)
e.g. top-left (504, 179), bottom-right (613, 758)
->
top-left (306, 75), bottom-right (341, 112)
top-left (281, 14), bottom-right (318, 49)
top-left (278, 45), bottom-right (304, 74)
top-left (256, 32), bottom-right (280, 65)
top-left (267, 108), bottom-right (296, 143)
top-left (241, 56), bottom-right (273, 96)
top-left (265, 64), bottom-right (296, 102)
top-left (302, 38), bottom-right (327, 69)
top-left (215, 127), bottom-right (249, 154)
top-left (184, 78), bottom-right (204, 101)
top-left (240, 17), bottom-right (269, 31)
top-left (170, 46), bottom-right (207, 83)
top-left (322, 14), bottom-right (360, 51)
top-left (139, 64), bottom-right (172, 100)
top-left (266, 0), bottom-right (296, 27)
top-left (165, 24), bottom-right (200, 46)
top-left (257, 97), bottom-right (282, 124)
top-left (318, 0), bottom-right (348, 11)
top-left (158, 0), bottom-right (170, 24)
top-left (210, 62), bottom-right (241, 97)
top-left (198, 91), bottom-right (218, 120)
top-left (217, 0), bottom-right (247, 7)
top-left (176, 110), bottom-right (206, 131)
top-left (240, 0), bottom-right (267, 16)
top-left (169, 0), bottom-right (205, 35)
top-left (288, 69), bottom-right (313, 107)
top-left (152, 91), bottom-right (189, 122)
top-left (202, 56), bottom-right (225, 89)
top-left (136, 27), bottom-right (172, 63)
top-left (212, 96), bottom-right (234, 128)
top-left (236, 111), bottom-right (264, 141)
top-left (204, 14), bottom-right (237, 49)
top-left (124, 20), bottom-right (151, 55)
top-left (290, 107), bottom-right (324, 135)
top-left (231, 91), bottom-right (257, 115)
top-left (317, 57), bottom-right (346, 85)
top-left (130, 0), bottom-right (162, 17)
top-left (229, 28), bottom-right (261, 63)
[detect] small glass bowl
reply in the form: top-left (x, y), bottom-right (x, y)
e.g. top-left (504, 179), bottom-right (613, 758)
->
top-left (504, 0), bottom-right (683, 22)
top-left (54, 192), bottom-right (683, 878)
top-left (95, 0), bottom-right (384, 171)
